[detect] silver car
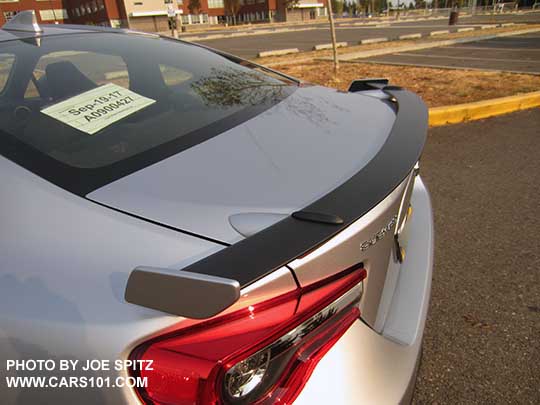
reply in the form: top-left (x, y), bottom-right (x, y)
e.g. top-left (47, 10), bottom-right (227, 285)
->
top-left (0, 11), bottom-right (433, 405)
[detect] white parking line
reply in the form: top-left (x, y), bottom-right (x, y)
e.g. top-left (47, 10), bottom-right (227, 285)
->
top-left (362, 60), bottom-right (540, 75)
top-left (444, 45), bottom-right (540, 52)
top-left (393, 52), bottom-right (540, 64)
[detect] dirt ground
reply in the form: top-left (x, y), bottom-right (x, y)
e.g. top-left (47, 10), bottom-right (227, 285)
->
top-left (277, 61), bottom-right (540, 107)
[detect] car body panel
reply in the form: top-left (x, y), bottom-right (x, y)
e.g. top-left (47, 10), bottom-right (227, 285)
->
top-left (87, 86), bottom-right (395, 244)
top-left (0, 19), bottom-right (433, 405)
top-left (0, 155), bottom-right (223, 404)
top-left (289, 173), bottom-right (410, 328)
top-left (294, 176), bottom-right (434, 405)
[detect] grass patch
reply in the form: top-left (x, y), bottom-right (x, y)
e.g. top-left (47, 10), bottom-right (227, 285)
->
top-left (277, 61), bottom-right (540, 107)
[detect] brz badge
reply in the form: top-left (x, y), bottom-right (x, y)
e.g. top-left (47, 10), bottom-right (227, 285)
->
top-left (360, 215), bottom-right (398, 252)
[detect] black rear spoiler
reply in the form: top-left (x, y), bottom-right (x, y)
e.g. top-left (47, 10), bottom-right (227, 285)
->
top-left (348, 78), bottom-right (389, 92)
top-left (125, 86), bottom-right (428, 319)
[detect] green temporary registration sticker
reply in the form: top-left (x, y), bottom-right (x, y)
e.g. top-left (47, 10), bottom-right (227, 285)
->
top-left (41, 83), bottom-right (156, 135)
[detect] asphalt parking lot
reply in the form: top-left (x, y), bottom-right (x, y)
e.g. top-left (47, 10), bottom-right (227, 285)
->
top-left (414, 108), bottom-right (540, 404)
top-left (194, 12), bottom-right (540, 59)
top-left (365, 32), bottom-right (540, 74)
top-left (199, 19), bottom-right (483, 58)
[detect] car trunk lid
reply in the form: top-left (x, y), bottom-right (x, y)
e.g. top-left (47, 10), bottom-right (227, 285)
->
top-left (87, 86), bottom-right (396, 244)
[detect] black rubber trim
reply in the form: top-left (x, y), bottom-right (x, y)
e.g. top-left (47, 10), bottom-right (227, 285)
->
top-left (172, 87), bottom-right (428, 287)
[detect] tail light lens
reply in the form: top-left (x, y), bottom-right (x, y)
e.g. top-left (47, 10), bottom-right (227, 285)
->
top-left (129, 266), bottom-right (366, 405)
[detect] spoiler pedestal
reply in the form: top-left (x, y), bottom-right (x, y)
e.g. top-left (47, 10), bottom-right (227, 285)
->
top-left (125, 267), bottom-right (240, 319)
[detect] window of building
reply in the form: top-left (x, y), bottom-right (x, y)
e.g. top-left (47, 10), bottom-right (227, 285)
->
top-left (208, 0), bottom-right (224, 8)
top-left (2, 11), bottom-right (17, 22)
top-left (39, 9), bottom-right (68, 21)
top-left (202, 13), bottom-right (208, 23)
top-left (133, 1), bottom-right (143, 4)
top-left (191, 14), bottom-right (200, 23)
top-left (181, 14), bottom-right (189, 24)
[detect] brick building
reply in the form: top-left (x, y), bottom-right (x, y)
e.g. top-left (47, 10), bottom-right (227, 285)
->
top-left (0, 0), bottom-right (327, 31)
top-left (65, 0), bottom-right (128, 28)
top-left (0, 0), bottom-right (128, 26)
top-left (0, 0), bottom-right (68, 25)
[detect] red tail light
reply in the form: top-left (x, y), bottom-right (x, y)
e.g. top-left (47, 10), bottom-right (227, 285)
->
top-left (129, 266), bottom-right (366, 405)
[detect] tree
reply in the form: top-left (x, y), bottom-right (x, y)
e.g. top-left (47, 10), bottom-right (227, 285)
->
top-left (356, 0), bottom-right (366, 14)
top-left (325, 0), bottom-right (339, 74)
top-left (224, 0), bottom-right (241, 24)
top-left (332, 0), bottom-right (345, 14)
top-left (188, 0), bottom-right (201, 14)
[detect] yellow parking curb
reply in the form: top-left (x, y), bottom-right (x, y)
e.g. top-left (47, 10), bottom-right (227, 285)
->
top-left (429, 91), bottom-right (540, 126)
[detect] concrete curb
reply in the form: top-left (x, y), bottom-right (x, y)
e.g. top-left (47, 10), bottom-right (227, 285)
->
top-left (399, 33), bottom-right (422, 40)
top-left (430, 30), bottom-right (450, 36)
top-left (429, 91), bottom-right (540, 126)
top-left (258, 48), bottom-right (299, 58)
top-left (313, 42), bottom-right (348, 51)
top-left (360, 37), bottom-right (388, 44)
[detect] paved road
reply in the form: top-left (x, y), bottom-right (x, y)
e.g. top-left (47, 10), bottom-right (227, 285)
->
top-left (199, 20), bottom-right (483, 58)
top-left (182, 17), bottom-right (452, 38)
top-left (193, 12), bottom-right (540, 59)
top-left (183, 11), bottom-right (540, 39)
top-left (365, 32), bottom-right (540, 74)
top-left (413, 108), bottom-right (540, 404)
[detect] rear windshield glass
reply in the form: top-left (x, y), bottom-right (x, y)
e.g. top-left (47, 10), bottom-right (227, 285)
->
top-left (0, 32), bottom-right (295, 194)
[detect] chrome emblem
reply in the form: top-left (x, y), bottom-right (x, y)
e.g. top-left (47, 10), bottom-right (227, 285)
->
top-left (360, 215), bottom-right (398, 252)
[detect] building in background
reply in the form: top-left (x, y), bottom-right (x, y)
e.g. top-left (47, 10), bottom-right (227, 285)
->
top-left (0, 0), bottom-right (68, 25)
top-left (0, 0), bottom-right (327, 31)
top-left (65, 0), bottom-right (128, 27)
top-left (0, 0), bottom-right (128, 26)
top-left (124, 0), bottom-right (182, 31)
top-left (177, 0), bottom-right (327, 26)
